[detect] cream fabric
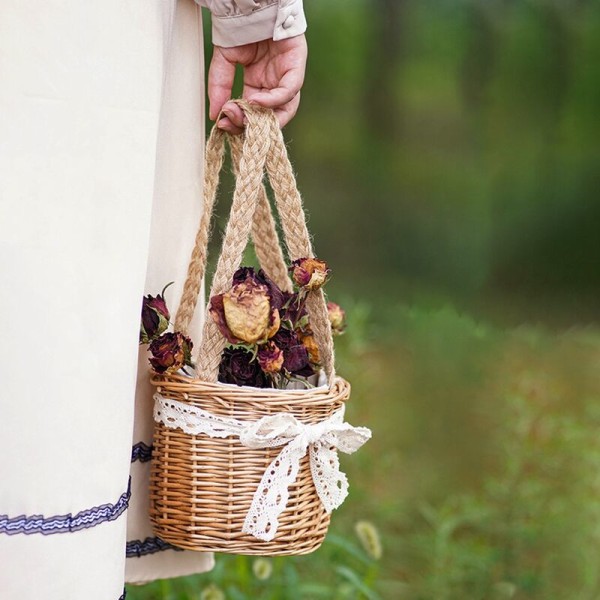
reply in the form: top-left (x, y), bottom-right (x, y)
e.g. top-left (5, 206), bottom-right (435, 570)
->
top-left (0, 0), bottom-right (211, 596)
top-left (125, 0), bottom-right (213, 584)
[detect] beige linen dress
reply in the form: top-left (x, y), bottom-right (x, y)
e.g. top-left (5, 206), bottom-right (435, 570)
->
top-left (0, 1), bottom-right (305, 597)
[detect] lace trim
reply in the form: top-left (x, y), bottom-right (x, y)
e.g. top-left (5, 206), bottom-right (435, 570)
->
top-left (0, 478), bottom-right (131, 536)
top-left (131, 441), bottom-right (153, 463)
top-left (154, 395), bottom-right (371, 541)
top-left (126, 536), bottom-right (181, 558)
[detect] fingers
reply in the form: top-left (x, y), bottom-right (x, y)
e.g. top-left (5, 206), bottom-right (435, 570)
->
top-left (273, 92), bottom-right (301, 129)
top-left (246, 64), bottom-right (305, 109)
top-left (207, 48), bottom-right (236, 121)
top-left (217, 102), bottom-right (245, 135)
top-left (246, 36), bottom-right (307, 110)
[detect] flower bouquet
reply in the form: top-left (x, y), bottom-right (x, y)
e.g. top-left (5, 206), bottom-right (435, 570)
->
top-left (145, 102), bottom-right (370, 556)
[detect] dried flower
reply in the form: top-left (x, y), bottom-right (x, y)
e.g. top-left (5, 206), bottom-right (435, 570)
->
top-left (148, 331), bottom-right (193, 374)
top-left (257, 341), bottom-right (284, 374)
top-left (252, 558), bottom-right (273, 581)
top-left (327, 301), bottom-right (346, 335)
top-left (354, 520), bottom-right (383, 560)
top-left (273, 328), bottom-right (314, 377)
top-left (233, 267), bottom-right (285, 310)
top-left (298, 330), bottom-right (321, 365)
top-left (140, 283), bottom-right (173, 344)
top-left (218, 347), bottom-right (271, 388)
top-left (210, 272), bottom-right (280, 345)
top-left (289, 257), bottom-right (331, 291)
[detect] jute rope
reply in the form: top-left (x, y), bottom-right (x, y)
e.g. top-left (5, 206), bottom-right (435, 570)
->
top-left (174, 125), bottom-right (226, 336)
top-left (229, 134), bottom-right (293, 292)
top-left (264, 124), bottom-right (336, 382)
top-left (174, 100), bottom-right (335, 383)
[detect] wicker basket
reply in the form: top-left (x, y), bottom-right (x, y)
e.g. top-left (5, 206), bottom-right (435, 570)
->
top-left (149, 102), bottom-right (360, 555)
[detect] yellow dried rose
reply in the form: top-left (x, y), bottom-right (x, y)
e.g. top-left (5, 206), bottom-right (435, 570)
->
top-left (210, 276), bottom-right (280, 345)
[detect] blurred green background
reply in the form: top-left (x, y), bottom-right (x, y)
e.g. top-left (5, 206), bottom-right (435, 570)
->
top-left (128, 1), bottom-right (600, 598)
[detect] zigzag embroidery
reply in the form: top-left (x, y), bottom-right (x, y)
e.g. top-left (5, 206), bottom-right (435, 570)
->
top-left (131, 441), bottom-right (153, 463)
top-left (126, 535), bottom-right (182, 558)
top-left (0, 478), bottom-right (131, 536)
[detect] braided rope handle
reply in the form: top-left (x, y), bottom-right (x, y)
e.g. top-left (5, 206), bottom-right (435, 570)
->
top-left (229, 134), bottom-right (293, 293)
top-left (176, 100), bottom-right (336, 383)
top-left (264, 122), bottom-right (336, 383)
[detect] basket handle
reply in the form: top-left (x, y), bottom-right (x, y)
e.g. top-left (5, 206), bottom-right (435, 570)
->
top-left (177, 101), bottom-right (336, 384)
top-left (174, 126), bottom-right (291, 338)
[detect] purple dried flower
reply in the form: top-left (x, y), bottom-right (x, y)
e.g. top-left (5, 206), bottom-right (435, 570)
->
top-left (218, 347), bottom-right (272, 388)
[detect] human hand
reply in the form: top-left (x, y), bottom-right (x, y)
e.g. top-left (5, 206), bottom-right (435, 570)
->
top-left (208, 34), bottom-right (307, 134)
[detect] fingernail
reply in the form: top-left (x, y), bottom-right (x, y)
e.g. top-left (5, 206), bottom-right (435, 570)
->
top-left (217, 118), bottom-right (228, 129)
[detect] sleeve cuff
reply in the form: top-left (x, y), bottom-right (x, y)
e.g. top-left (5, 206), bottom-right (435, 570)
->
top-left (211, 0), bottom-right (306, 48)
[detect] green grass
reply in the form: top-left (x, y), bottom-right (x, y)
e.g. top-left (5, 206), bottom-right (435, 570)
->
top-left (127, 300), bottom-right (600, 599)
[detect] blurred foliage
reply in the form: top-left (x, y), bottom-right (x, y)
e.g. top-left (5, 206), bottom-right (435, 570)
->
top-left (129, 1), bottom-right (600, 598)
top-left (290, 0), bottom-right (600, 324)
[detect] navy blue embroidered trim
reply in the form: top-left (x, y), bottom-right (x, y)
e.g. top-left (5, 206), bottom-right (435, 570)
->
top-left (0, 478), bottom-right (131, 536)
top-left (131, 441), bottom-right (153, 463)
top-left (119, 590), bottom-right (126, 600)
top-left (126, 536), bottom-right (182, 558)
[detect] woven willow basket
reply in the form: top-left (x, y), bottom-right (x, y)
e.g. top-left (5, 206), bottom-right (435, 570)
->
top-left (149, 102), bottom-right (351, 555)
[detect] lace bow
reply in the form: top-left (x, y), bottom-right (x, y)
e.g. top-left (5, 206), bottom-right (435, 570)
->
top-left (154, 394), bottom-right (371, 541)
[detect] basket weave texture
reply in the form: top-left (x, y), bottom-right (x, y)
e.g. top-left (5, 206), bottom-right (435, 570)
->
top-left (149, 102), bottom-right (351, 555)
top-left (150, 374), bottom-right (350, 555)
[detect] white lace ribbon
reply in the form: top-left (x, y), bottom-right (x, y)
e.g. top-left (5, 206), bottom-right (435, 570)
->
top-left (153, 394), bottom-right (372, 541)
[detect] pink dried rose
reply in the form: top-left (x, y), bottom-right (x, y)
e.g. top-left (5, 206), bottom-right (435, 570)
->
top-left (257, 341), bottom-right (285, 374)
top-left (140, 282), bottom-right (173, 344)
top-left (289, 258), bottom-right (331, 291)
top-left (209, 271), bottom-right (280, 345)
top-left (327, 302), bottom-right (346, 335)
top-left (148, 331), bottom-right (193, 374)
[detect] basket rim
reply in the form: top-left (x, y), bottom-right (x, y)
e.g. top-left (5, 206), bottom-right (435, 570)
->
top-left (150, 371), bottom-right (350, 404)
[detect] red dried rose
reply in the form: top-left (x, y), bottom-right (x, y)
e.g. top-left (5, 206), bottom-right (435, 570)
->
top-left (218, 347), bottom-right (271, 388)
top-left (140, 283), bottom-right (172, 344)
top-left (148, 331), bottom-right (193, 374)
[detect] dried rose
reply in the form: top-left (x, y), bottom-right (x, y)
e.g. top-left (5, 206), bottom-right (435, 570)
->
top-left (148, 331), bottom-right (193, 374)
top-left (327, 301), bottom-right (347, 335)
top-left (140, 283), bottom-right (173, 344)
top-left (289, 258), bottom-right (331, 291)
top-left (210, 272), bottom-right (281, 345)
top-left (298, 330), bottom-right (321, 365)
top-left (232, 267), bottom-right (285, 310)
top-left (273, 328), bottom-right (314, 376)
top-left (218, 347), bottom-right (271, 388)
top-left (257, 341), bottom-right (284, 374)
